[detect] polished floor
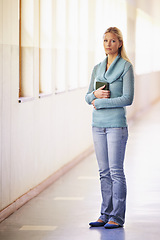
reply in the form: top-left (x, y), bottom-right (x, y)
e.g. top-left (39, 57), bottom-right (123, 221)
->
top-left (1, 102), bottom-right (160, 240)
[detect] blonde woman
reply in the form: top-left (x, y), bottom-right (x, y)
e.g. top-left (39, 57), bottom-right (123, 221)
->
top-left (85, 27), bottom-right (134, 229)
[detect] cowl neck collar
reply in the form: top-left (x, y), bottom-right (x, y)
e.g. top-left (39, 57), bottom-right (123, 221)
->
top-left (96, 54), bottom-right (126, 84)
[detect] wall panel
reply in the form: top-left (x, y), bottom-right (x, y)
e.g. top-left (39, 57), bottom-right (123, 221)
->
top-left (0, 0), bottom-right (3, 209)
top-left (1, 0), bottom-right (12, 209)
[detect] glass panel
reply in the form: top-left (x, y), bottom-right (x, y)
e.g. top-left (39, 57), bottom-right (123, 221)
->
top-left (152, 23), bottom-right (160, 72)
top-left (135, 9), bottom-right (152, 75)
top-left (39, 0), bottom-right (53, 94)
top-left (79, 0), bottom-right (88, 88)
top-left (67, 0), bottom-right (78, 90)
top-left (20, 0), bottom-right (34, 97)
top-left (55, 0), bottom-right (66, 93)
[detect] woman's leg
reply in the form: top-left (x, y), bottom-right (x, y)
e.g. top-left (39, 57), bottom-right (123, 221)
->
top-left (92, 127), bottom-right (112, 223)
top-left (107, 127), bottom-right (128, 226)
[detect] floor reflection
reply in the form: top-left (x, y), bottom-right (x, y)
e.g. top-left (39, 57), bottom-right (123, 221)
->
top-left (89, 226), bottom-right (125, 240)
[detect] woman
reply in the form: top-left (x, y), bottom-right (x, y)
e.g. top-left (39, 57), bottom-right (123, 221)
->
top-left (85, 27), bottom-right (134, 229)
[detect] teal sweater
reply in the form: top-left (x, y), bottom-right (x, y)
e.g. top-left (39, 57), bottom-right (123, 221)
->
top-left (85, 55), bottom-right (134, 128)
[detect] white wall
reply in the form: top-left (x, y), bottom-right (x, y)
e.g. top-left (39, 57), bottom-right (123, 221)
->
top-left (0, 0), bottom-right (2, 212)
top-left (0, 0), bottom-right (94, 211)
top-left (0, 0), bottom-right (160, 212)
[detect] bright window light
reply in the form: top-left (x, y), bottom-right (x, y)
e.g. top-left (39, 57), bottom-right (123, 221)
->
top-left (20, 0), bottom-right (34, 97)
top-left (135, 9), bottom-right (152, 75)
top-left (79, 0), bottom-right (88, 88)
top-left (152, 23), bottom-right (160, 72)
top-left (95, 0), bottom-right (127, 63)
top-left (40, 0), bottom-right (52, 48)
top-left (21, 0), bottom-right (34, 47)
top-left (68, 0), bottom-right (78, 90)
top-left (39, 0), bottom-right (52, 94)
top-left (55, 0), bottom-right (66, 92)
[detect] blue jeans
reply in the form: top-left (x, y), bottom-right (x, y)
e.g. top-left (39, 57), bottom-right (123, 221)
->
top-left (92, 127), bottom-right (128, 226)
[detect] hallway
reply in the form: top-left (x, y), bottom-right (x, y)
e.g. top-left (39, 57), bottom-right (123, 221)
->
top-left (0, 102), bottom-right (160, 240)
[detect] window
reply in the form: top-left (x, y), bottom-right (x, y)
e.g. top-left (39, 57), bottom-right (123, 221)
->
top-left (39, 0), bottom-right (53, 95)
top-left (94, 0), bottom-right (127, 63)
top-left (67, 0), bottom-right (79, 90)
top-left (55, 0), bottom-right (66, 93)
top-left (19, 0), bottom-right (129, 100)
top-left (152, 23), bottom-right (160, 72)
top-left (55, 0), bottom-right (89, 92)
top-left (135, 9), bottom-right (152, 75)
top-left (79, 0), bottom-right (88, 88)
top-left (19, 0), bottom-right (34, 98)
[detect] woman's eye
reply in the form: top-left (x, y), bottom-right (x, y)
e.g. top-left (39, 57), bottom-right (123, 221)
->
top-left (104, 39), bottom-right (116, 43)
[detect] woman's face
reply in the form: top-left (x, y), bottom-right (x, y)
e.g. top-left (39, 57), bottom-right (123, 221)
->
top-left (103, 32), bottom-right (122, 56)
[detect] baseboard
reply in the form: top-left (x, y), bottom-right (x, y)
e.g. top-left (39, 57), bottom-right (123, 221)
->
top-left (0, 145), bottom-right (94, 223)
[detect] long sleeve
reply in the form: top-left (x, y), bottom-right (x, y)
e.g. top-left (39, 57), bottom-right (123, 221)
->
top-left (94, 65), bottom-right (134, 109)
top-left (85, 65), bottom-right (98, 105)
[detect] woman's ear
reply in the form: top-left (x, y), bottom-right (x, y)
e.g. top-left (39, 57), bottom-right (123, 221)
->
top-left (119, 41), bottom-right (123, 48)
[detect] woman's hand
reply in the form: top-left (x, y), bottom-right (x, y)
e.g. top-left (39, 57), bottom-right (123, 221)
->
top-left (92, 100), bottom-right (96, 110)
top-left (94, 85), bottom-right (110, 99)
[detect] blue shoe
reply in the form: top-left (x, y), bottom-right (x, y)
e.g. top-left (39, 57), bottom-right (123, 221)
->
top-left (104, 222), bottom-right (122, 229)
top-left (89, 221), bottom-right (105, 227)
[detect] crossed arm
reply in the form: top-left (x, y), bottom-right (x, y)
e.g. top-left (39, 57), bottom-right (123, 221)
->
top-left (85, 65), bottom-right (134, 110)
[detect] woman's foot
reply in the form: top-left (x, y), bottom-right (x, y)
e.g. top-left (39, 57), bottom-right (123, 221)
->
top-left (104, 221), bottom-right (122, 229)
top-left (107, 221), bottom-right (119, 225)
top-left (97, 219), bottom-right (104, 223)
top-left (89, 219), bottom-right (105, 227)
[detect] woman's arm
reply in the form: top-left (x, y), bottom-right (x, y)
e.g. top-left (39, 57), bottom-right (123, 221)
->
top-left (85, 64), bottom-right (110, 105)
top-left (85, 66), bottom-right (97, 105)
top-left (93, 65), bottom-right (134, 109)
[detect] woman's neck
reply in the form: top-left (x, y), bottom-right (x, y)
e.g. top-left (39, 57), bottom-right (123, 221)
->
top-left (107, 53), bottom-right (118, 65)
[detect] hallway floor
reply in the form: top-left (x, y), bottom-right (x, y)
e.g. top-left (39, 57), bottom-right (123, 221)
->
top-left (1, 102), bottom-right (160, 240)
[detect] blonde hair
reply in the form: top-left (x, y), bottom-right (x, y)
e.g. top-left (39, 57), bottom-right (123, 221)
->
top-left (103, 27), bottom-right (131, 63)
